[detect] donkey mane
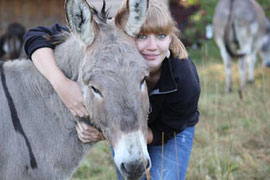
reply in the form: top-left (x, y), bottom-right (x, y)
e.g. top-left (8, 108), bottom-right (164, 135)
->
top-left (46, 31), bottom-right (70, 46)
top-left (90, 0), bottom-right (111, 23)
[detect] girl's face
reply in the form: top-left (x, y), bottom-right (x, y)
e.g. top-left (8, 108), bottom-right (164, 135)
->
top-left (135, 33), bottom-right (172, 73)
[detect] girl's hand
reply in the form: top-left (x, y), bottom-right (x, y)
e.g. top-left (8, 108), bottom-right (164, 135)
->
top-left (31, 47), bottom-right (89, 118)
top-left (147, 128), bottom-right (153, 144)
top-left (53, 77), bottom-right (89, 118)
top-left (76, 121), bottom-right (104, 143)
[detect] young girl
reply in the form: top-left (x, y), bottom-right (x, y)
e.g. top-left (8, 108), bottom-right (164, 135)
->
top-left (24, 1), bottom-right (200, 179)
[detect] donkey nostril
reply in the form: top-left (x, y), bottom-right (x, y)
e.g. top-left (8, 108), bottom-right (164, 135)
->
top-left (146, 159), bottom-right (150, 169)
top-left (121, 162), bottom-right (127, 173)
top-left (121, 160), bottom-right (149, 177)
top-left (120, 162), bottom-right (138, 176)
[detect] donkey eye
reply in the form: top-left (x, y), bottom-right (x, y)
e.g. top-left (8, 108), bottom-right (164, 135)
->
top-left (140, 76), bottom-right (146, 89)
top-left (91, 86), bottom-right (103, 98)
top-left (140, 77), bottom-right (146, 85)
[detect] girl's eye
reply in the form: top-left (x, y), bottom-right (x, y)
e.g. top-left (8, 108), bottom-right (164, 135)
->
top-left (157, 34), bottom-right (167, 39)
top-left (137, 34), bottom-right (147, 40)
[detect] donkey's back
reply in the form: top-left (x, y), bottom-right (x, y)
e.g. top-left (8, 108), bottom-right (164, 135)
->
top-left (0, 60), bottom-right (87, 180)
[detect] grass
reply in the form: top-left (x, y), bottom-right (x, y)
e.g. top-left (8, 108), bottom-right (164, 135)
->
top-left (187, 42), bottom-right (270, 180)
top-left (71, 141), bottom-right (117, 180)
top-left (188, 62), bottom-right (270, 180)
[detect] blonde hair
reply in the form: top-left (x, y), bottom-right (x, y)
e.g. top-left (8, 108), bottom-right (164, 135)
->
top-left (139, 0), bottom-right (188, 59)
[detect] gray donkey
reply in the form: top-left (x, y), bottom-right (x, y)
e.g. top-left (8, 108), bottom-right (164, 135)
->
top-left (0, 0), bottom-right (151, 179)
top-left (213, 0), bottom-right (270, 93)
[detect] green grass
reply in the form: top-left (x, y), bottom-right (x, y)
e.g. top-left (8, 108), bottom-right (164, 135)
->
top-left (71, 141), bottom-right (116, 180)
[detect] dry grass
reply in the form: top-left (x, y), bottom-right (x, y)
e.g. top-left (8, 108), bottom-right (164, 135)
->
top-left (187, 59), bottom-right (270, 180)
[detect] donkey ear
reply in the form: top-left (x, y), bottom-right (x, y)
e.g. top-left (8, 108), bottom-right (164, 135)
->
top-left (115, 0), bottom-right (149, 37)
top-left (65, 0), bottom-right (97, 46)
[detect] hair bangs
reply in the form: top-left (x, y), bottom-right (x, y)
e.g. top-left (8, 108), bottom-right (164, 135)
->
top-left (139, 3), bottom-right (174, 35)
top-left (140, 19), bottom-right (173, 35)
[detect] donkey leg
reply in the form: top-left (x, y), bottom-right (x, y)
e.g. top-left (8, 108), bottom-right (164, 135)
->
top-left (220, 46), bottom-right (233, 93)
top-left (238, 57), bottom-right (246, 91)
top-left (246, 53), bottom-right (256, 84)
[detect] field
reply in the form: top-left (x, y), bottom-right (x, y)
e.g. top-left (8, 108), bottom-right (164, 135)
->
top-left (187, 44), bottom-right (270, 180)
top-left (71, 42), bottom-right (270, 180)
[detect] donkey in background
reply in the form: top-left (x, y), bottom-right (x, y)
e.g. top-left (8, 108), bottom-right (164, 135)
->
top-left (213, 0), bottom-right (270, 93)
top-left (0, 0), bottom-right (151, 179)
top-left (0, 22), bottom-right (26, 60)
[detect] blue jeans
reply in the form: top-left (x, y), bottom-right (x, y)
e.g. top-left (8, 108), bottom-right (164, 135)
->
top-left (113, 126), bottom-right (195, 180)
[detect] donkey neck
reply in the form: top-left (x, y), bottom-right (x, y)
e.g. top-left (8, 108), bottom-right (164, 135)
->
top-left (54, 36), bottom-right (84, 81)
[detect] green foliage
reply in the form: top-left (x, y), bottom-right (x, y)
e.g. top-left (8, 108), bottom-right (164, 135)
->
top-left (191, 0), bottom-right (216, 24)
top-left (186, 0), bottom-right (200, 5)
top-left (257, 0), bottom-right (270, 17)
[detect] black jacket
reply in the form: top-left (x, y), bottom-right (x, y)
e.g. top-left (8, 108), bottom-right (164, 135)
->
top-left (23, 24), bottom-right (201, 145)
top-left (148, 56), bottom-right (200, 145)
top-left (24, 24), bottom-right (69, 58)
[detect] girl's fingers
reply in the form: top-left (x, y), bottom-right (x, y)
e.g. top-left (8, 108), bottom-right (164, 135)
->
top-left (76, 122), bottom-right (103, 143)
top-left (70, 108), bottom-right (77, 117)
top-left (74, 108), bottom-right (84, 118)
top-left (69, 103), bottom-right (89, 118)
top-left (81, 107), bottom-right (89, 117)
top-left (76, 126), bottom-right (92, 143)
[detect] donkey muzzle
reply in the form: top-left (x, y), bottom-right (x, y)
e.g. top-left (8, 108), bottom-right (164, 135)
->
top-left (121, 158), bottom-right (151, 180)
